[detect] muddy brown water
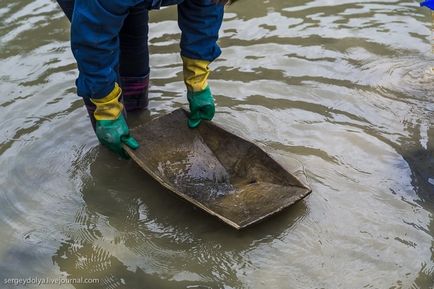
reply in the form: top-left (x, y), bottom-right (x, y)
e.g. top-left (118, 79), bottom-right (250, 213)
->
top-left (0, 0), bottom-right (433, 288)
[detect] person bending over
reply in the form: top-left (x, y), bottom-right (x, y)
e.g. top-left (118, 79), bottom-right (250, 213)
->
top-left (56, 0), bottom-right (228, 157)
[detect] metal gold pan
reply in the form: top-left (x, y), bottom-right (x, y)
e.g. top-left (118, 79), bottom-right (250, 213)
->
top-left (124, 108), bottom-right (311, 229)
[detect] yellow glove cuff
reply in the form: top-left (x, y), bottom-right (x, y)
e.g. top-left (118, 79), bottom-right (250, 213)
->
top-left (182, 56), bottom-right (210, 92)
top-left (91, 83), bottom-right (124, 121)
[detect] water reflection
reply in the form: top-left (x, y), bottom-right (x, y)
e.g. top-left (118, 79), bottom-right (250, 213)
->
top-left (0, 0), bottom-right (433, 288)
top-left (52, 145), bottom-right (306, 288)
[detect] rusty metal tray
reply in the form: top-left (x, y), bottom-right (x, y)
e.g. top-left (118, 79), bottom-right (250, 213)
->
top-left (125, 108), bottom-right (311, 229)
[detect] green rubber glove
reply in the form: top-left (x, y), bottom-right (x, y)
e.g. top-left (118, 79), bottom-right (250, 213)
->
top-left (95, 115), bottom-right (139, 158)
top-left (91, 83), bottom-right (139, 158)
top-left (187, 85), bottom-right (215, 129)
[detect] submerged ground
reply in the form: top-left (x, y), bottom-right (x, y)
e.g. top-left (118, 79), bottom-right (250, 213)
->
top-left (0, 0), bottom-right (433, 288)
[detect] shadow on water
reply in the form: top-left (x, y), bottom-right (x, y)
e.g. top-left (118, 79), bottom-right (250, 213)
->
top-left (402, 125), bottom-right (434, 286)
top-left (52, 135), bottom-right (308, 289)
top-left (403, 126), bottom-right (434, 204)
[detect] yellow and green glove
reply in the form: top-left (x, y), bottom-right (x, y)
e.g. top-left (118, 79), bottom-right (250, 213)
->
top-left (183, 56), bottom-right (215, 129)
top-left (91, 83), bottom-right (139, 158)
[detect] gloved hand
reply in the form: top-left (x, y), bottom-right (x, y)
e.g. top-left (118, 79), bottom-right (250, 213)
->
top-left (187, 85), bottom-right (215, 128)
top-left (91, 83), bottom-right (139, 158)
top-left (182, 56), bottom-right (216, 128)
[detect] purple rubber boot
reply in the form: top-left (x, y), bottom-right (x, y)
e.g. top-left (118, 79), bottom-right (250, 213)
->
top-left (84, 98), bottom-right (97, 131)
top-left (120, 75), bottom-right (149, 112)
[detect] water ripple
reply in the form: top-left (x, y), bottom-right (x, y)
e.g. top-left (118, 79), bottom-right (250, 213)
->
top-left (0, 0), bottom-right (433, 288)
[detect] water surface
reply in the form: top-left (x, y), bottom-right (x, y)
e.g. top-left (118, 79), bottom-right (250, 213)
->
top-left (0, 0), bottom-right (433, 288)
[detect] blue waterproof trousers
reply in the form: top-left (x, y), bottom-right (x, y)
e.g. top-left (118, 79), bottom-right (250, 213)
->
top-left (57, 0), bottom-right (153, 117)
top-left (56, 0), bottom-right (224, 101)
